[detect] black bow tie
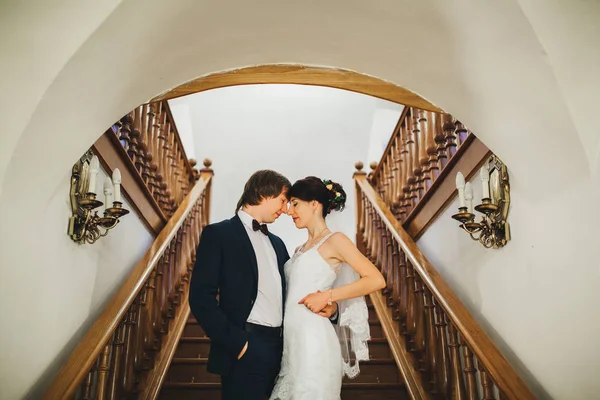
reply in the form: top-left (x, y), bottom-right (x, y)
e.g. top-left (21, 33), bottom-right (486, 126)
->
top-left (252, 219), bottom-right (269, 236)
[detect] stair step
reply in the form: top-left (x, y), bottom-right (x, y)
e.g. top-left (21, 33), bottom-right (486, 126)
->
top-left (167, 358), bottom-right (400, 384)
top-left (183, 319), bottom-right (383, 339)
top-left (175, 336), bottom-right (392, 359)
top-left (159, 382), bottom-right (408, 400)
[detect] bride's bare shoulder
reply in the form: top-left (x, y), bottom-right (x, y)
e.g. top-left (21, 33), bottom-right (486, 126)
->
top-left (325, 232), bottom-right (354, 249)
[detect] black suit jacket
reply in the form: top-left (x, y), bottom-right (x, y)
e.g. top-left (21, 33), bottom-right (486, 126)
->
top-left (189, 215), bottom-right (289, 375)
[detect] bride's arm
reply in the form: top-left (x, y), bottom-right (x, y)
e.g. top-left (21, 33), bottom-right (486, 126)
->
top-left (298, 233), bottom-right (385, 312)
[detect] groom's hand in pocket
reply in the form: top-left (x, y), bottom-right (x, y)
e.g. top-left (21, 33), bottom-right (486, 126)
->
top-left (237, 341), bottom-right (249, 359)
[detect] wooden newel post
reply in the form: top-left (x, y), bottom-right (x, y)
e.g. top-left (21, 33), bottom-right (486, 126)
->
top-left (353, 161), bottom-right (367, 253)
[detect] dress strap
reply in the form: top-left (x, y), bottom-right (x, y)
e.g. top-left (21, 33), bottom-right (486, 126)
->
top-left (315, 232), bottom-right (336, 249)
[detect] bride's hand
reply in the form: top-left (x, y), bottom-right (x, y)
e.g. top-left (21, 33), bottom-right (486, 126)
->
top-left (298, 290), bottom-right (330, 313)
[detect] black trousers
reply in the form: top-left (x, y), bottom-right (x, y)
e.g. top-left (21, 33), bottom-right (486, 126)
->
top-left (221, 331), bottom-right (283, 400)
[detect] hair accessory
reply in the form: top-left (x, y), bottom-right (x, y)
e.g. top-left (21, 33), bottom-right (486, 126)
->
top-left (322, 179), bottom-right (346, 214)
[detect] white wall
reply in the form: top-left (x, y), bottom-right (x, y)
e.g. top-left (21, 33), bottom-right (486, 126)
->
top-left (0, 165), bottom-right (154, 400)
top-left (169, 84), bottom-right (398, 254)
top-left (1, 1), bottom-right (599, 399)
top-left (366, 107), bottom-right (404, 171)
top-left (418, 171), bottom-right (600, 399)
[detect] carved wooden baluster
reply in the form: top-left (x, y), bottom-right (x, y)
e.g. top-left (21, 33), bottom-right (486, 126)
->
top-left (384, 231), bottom-right (395, 306)
top-left (362, 201), bottom-right (372, 259)
top-left (143, 269), bottom-right (158, 355)
top-left (385, 158), bottom-right (394, 206)
top-left (176, 215), bottom-right (191, 302)
top-left (442, 114), bottom-right (458, 159)
top-left (179, 151), bottom-right (190, 202)
top-left (379, 229), bottom-right (391, 296)
top-left (134, 104), bottom-right (148, 177)
top-left (390, 136), bottom-right (402, 218)
top-left (81, 364), bottom-right (95, 400)
top-left (150, 102), bottom-right (163, 196)
top-left (138, 278), bottom-right (155, 371)
top-left (380, 159), bottom-right (389, 205)
top-left (433, 298), bottom-right (450, 396)
top-left (156, 112), bottom-right (169, 209)
top-left (132, 288), bottom-right (148, 378)
top-left (358, 192), bottom-right (366, 242)
top-left (161, 125), bottom-right (174, 214)
top-left (95, 340), bottom-right (112, 400)
top-left (390, 136), bottom-right (401, 214)
top-left (409, 109), bottom-right (424, 203)
top-left (107, 322), bottom-right (126, 399)
top-left (172, 147), bottom-right (183, 207)
top-left (415, 109), bottom-right (432, 193)
top-left (412, 275), bottom-right (427, 368)
top-left (128, 107), bottom-right (142, 166)
top-left (152, 254), bottom-right (166, 344)
top-left (461, 341), bottom-right (479, 400)
top-left (138, 103), bottom-right (151, 183)
top-left (397, 249), bottom-right (408, 328)
top-left (425, 111), bottom-right (441, 183)
top-left (405, 261), bottom-right (416, 340)
top-left (119, 113), bottom-right (134, 154)
top-left (423, 288), bottom-right (439, 393)
top-left (158, 248), bottom-right (170, 336)
top-left (370, 207), bottom-right (378, 262)
top-left (433, 112), bottom-right (448, 171)
top-left (447, 322), bottom-right (467, 399)
top-left (121, 301), bottom-right (137, 393)
top-left (399, 123), bottom-right (411, 219)
top-left (169, 135), bottom-right (180, 211)
top-left (454, 120), bottom-right (469, 147)
top-left (390, 241), bottom-right (401, 320)
top-left (368, 213), bottom-right (379, 264)
top-left (406, 111), bottom-right (419, 212)
top-left (142, 103), bottom-right (156, 194)
top-left (478, 363), bottom-right (497, 400)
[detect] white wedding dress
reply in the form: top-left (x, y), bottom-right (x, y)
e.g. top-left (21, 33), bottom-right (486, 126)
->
top-left (270, 233), bottom-right (370, 400)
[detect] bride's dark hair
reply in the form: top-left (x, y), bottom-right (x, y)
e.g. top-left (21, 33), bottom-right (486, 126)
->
top-left (288, 176), bottom-right (346, 218)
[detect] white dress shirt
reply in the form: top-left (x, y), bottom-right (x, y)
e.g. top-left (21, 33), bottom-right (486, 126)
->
top-left (238, 210), bottom-right (283, 327)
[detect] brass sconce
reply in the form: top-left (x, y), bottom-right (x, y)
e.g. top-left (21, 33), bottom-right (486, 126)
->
top-left (451, 155), bottom-right (511, 248)
top-left (68, 150), bottom-right (129, 244)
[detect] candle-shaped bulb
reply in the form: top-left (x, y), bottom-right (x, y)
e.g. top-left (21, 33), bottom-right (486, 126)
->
top-left (480, 163), bottom-right (490, 199)
top-left (103, 177), bottom-right (113, 210)
top-left (465, 182), bottom-right (474, 213)
top-left (112, 168), bottom-right (122, 203)
top-left (455, 172), bottom-right (466, 208)
top-left (88, 155), bottom-right (99, 194)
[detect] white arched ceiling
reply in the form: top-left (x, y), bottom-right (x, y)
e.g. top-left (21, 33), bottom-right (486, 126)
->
top-left (1, 1), bottom-right (599, 399)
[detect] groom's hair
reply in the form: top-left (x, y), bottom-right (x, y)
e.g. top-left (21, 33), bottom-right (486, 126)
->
top-left (236, 170), bottom-right (291, 212)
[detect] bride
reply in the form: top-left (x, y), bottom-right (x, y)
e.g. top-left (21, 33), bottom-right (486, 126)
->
top-left (270, 176), bottom-right (386, 400)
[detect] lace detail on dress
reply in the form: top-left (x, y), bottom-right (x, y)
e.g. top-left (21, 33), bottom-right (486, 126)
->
top-left (337, 300), bottom-right (371, 378)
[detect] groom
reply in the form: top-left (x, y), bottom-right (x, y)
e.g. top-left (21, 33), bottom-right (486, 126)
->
top-left (189, 170), bottom-right (337, 400)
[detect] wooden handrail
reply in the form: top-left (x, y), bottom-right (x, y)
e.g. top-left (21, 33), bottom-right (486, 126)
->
top-left (355, 174), bottom-right (537, 400)
top-left (42, 170), bottom-right (213, 399)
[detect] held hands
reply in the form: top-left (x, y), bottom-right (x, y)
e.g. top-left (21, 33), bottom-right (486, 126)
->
top-left (299, 290), bottom-right (336, 317)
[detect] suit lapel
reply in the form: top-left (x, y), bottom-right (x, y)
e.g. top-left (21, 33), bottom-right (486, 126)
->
top-left (231, 215), bottom-right (258, 285)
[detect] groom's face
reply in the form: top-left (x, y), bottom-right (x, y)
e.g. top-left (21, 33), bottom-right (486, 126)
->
top-left (257, 189), bottom-right (289, 223)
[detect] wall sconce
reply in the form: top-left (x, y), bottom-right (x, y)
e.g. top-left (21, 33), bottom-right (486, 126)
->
top-left (68, 150), bottom-right (129, 244)
top-left (451, 155), bottom-right (510, 248)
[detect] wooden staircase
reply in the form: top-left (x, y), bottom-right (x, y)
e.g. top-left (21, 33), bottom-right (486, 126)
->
top-left (159, 298), bottom-right (409, 399)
